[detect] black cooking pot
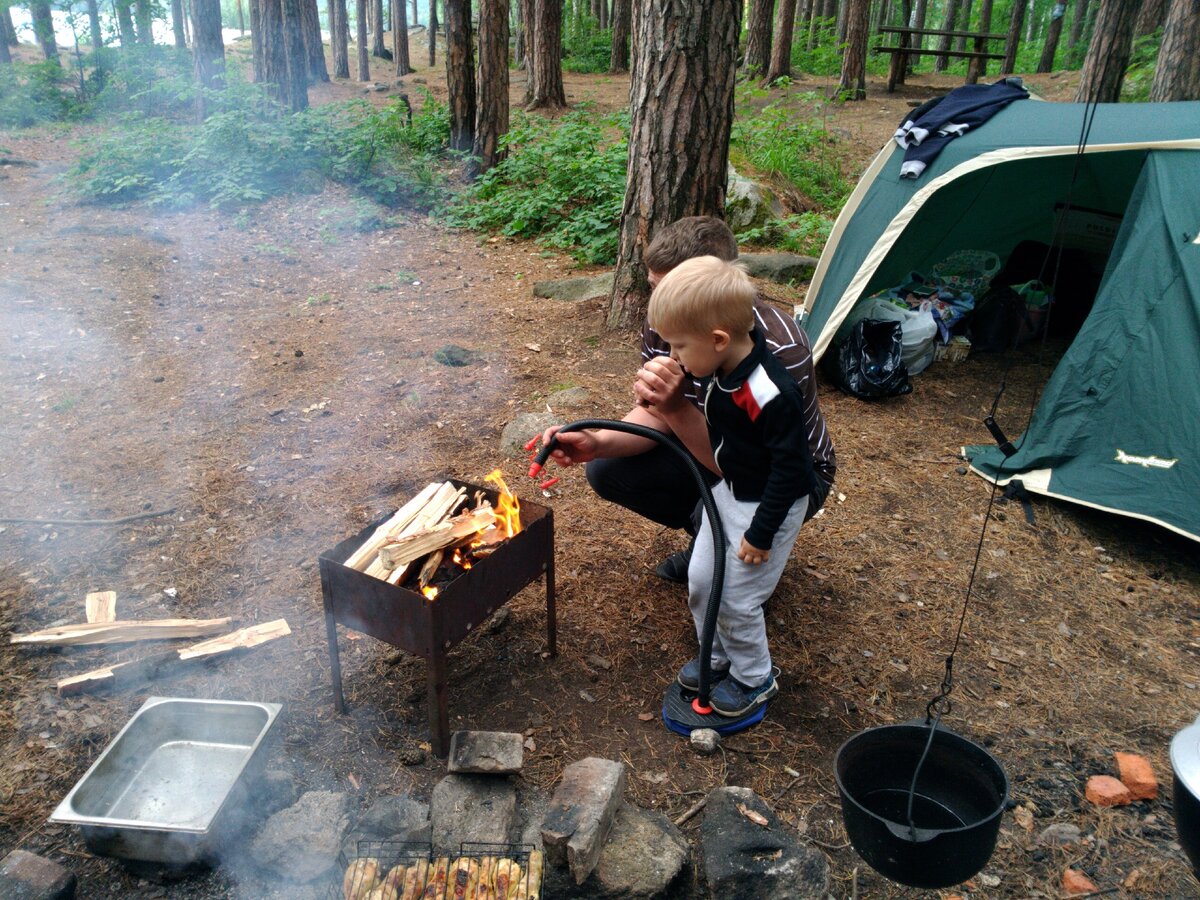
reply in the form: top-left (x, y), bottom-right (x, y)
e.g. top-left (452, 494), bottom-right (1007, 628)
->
top-left (835, 722), bottom-right (1008, 889)
top-left (1170, 714), bottom-right (1200, 876)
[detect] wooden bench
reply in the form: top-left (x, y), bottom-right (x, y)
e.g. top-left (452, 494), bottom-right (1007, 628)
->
top-left (875, 26), bottom-right (1007, 93)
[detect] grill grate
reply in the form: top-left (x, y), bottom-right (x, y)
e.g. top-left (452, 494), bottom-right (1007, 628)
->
top-left (328, 840), bottom-right (544, 899)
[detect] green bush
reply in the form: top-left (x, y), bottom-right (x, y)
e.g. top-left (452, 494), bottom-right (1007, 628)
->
top-left (0, 61), bottom-right (80, 128)
top-left (562, 19), bottom-right (612, 74)
top-left (87, 45), bottom-right (197, 119)
top-left (737, 212), bottom-right (834, 258)
top-left (1121, 30), bottom-right (1162, 102)
top-left (789, 17), bottom-right (845, 77)
top-left (447, 106), bottom-right (628, 264)
top-left (731, 91), bottom-right (848, 211)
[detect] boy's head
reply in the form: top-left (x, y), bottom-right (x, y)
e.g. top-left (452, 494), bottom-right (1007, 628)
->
top-left (644, 216), bottom-right (738, 287)
top-left (648, 256), bottom-right (756, 377)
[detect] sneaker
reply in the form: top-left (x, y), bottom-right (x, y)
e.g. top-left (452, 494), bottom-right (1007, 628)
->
top-left (654, 547), bottom-right (692, 584)
top-left (677, 656), bottom-right (730, 691)
top-left (709, 672), bottom-right (779, 717)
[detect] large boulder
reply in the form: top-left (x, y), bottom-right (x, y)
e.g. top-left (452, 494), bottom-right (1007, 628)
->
top-left (340, 795), bottom-right (431, 862)
top-left (533, 273), bottom-right (615, 302)
top-left (249, 790), bottom-right (350, 884)
top-left (430, 774), bottom-right (519, 856)
top-left (739, 252), bottom-right (819, 285)
top-left (726, 171), bottom-right (784, 233)
top-left (700, 787), bottom-right (829, 899)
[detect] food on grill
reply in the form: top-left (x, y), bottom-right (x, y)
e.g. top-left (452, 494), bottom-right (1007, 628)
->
top-left (364, 884), bottom-right (400, 900)
top-left (400, 859), bottom-right (430, 900)
top-left (524, 851), bottom-right (544, 900)
top-left (381, 865), bottom-right (408, 892)
top-left (491, 857), bottom-right (521, 900)
top-left (422, 857), bottom-right (450, 898)
top-left (449, 857), bottom-right (481, 898)
top-left (343, 857), bottom-right (382, 900)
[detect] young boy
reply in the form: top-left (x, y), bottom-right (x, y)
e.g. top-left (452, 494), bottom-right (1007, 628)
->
top-left (645, 255), bottom-right (817, 717)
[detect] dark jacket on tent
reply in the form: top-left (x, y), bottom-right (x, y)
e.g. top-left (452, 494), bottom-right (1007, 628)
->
top-left (894, 80), bottom-right (1029, 179)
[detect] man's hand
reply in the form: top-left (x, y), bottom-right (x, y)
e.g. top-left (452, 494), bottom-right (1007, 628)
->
top-left (538, 425), bottom-right (601, 468)
top-left (634, 357), bottom-right (688, 416)
top-left (737, 537), bottom-right (770, 565)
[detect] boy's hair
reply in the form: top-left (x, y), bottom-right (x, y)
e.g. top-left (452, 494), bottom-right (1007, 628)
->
top-left (648, 256), bottom-right (756, 337)
top-left (644, 216), bottom-right (738, 274)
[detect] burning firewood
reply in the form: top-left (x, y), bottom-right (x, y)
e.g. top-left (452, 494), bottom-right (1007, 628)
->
top-left (377, 506), bottom-right (497, 572)
top-left (417, 549), bottom-right (445, 590)
top-left (365, 483), bottom-right (467, 582)
top-left (344, 482), bottom-right (444, 571)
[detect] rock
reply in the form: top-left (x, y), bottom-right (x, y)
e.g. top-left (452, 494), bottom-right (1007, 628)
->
top-left (1062, 867), bottom-right (1099, 896)
top-left (249, 791), bottom-right (350, 883)
top-left (0, 849), bottom-right (76, 899)
top-left (1114, 751), bottom-right (1157, 800)
top-left (430, 774), bottom-right (518, 856)
top-left (1037, 822), bottom-right (1083, 846)
top-left (542, 758), bottom-right (627, 885)
top-left (500, 413), bottom-right (560, 457)
top-left (738, 252), bottom-right (819, 285)
top-left (251, 769), bottom-right (299, 817)
top-left (341, 796), bottom-right (430, 862)
top-left (433, 344), bottom-right (481, 367)
top-left (547, 387), bottom-right (592, 409)
top-left (689, 729), bottom-right (720, 756)
top-left (700, 786), bottom-right (829, 899)
top-left (1085, 774), bottom-right (1132, 807)
top-left (532, 273), bottom-right (614, 302)
top-left (448, 730), bottom-right (524, 775)
top-left (725, 171), bottom-right (784, 232)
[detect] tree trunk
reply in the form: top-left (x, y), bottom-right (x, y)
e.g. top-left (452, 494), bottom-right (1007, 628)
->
top-left (1068, 0), bottom-right (1091, 47)
top-left (393, 0), bottom-right (412, 74)
top-left (252, 0), bottom-right (265, 80)
top-left (0, 23), bottom-right (9, 62)
top-left (1075, 0), bottom-right (1137, 100)
top-left (412, 0), bottom-right (419, 25)
top-left (1036, 0), bottom-right (1064, 69)
top-left (85, 0), bottom-right (106, 48)
top-left (281, 0), bottom-right (310, 108)
top-left (371, 0), bottom-right (387, 55)
top-left (909, 0), bottom-right (927, 64)
top-left (527, 0), bottom-right (565, 109)
top-left (1149, 0), bottom-right (1200, 101)
top-left (31, 1), bottom-right (60, 60)
top-left (258, 0), bottom-right (291, 98)
top-left (608, 0), bottom-right (629, 71)
top-left (445, 0), bottom-right (475, 150)
top-left (870, 0), bottom-right (890, 43)
top-left (192, 0), bottom-right (225, 114)
top-left (966, 0), bottom-right (992, 79)
top-left (238, 0), bottom-right (246, 33)
top-left (135, 0), bottom-right (153, 43)
top-left (356, 0), bottom-right (370, 78)
top-left (934, 0), bottom-right (958, 70)
top-left (302, 0), bottom-right (329, 81)
top-left (331, 0), bottom-right (350, 76)
top-left (427, 0), bottom-right (437, 65)
top-left (1001, 0), bottom-right (1027, 72)
top-left (1, 8), bottom-right (18, 48)
top-left (953, 0), bottom-right (972, 49)
top-left (473, 0), bottom-right (509, 174)
top-left (1134, 0), bottom-right (1167, 35)
top-left (519, 0), bottom-right (535, 82)
top-left (515, 0), bottom-right (526, 63)
top-left (765, 0), bottom-right (796, 81)
top-left (116, 1), bottom-right (136, 46)
top-left (172, 0), bottom-right (188, 45)
top-left (743, 0), bottom-right (775, 74)
top-left (838, 0), bottom-right (869, 98)
top-left (609, 0), bottom-right (741, 329)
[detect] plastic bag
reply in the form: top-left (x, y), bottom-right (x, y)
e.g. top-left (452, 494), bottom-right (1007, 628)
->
top-left (970, 285), bottom-right (1035, 352)
top-left (827, 319), bottom-right (913, 399)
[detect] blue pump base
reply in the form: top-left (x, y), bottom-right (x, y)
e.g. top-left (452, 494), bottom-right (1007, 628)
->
top-left (662, 681), bottom-right (767, 736)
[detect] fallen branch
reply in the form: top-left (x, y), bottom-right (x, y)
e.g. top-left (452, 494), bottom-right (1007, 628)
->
top-left (57, 619), bottom-right (291, 696)
top-left (0, 508), bottom-right (176, 526)
top-left (673, 796), bottom-right (708, 827)
top-left (11, 617), bottom-right (233, 647)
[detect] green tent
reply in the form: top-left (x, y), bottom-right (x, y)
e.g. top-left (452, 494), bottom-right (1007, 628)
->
top-left (800, 100), bottom-right (1200, 542)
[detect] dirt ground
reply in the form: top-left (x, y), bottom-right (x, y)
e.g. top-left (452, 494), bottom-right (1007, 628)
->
top-left (2, 47), bottom-right (1198, 900)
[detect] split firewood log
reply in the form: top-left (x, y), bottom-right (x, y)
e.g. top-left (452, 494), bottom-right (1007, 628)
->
top-left (366, 484), bottom-right (466, 582)
top-left (344, 482), bottom-right (442, 571)
top-left (11, 617), bottom-right (233, 647)
top-left (377, 506), bottom-right (496, 572)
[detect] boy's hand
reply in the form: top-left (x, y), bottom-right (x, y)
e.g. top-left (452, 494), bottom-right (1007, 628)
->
top-left (634, 357), bottom-right (687, 415)
top-left (539, 425), bottom-right (601, 467)
top-left (737, 537), bottom-right (770, 565)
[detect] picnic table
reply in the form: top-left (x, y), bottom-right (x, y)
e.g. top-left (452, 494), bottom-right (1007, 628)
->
top-left (875, 26), bottom-right (1008, 93)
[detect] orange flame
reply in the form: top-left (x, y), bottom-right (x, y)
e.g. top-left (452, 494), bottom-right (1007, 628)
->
top-left (452, 548), bottom-right (472, 570)
top-left (422, 586), bottom-right (439, 601)
top-left (484, 469), bottom-right (522, 538)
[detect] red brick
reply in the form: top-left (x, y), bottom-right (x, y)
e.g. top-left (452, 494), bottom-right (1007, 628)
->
top-left (0, 850), bottom-right (76, 900)
top-left (1114, 751), bottom-right (1158, 801)
top-left (1085, 774), bottom-right (1132, 807)
top-left (1062, 868), bottom-right (1098, 896)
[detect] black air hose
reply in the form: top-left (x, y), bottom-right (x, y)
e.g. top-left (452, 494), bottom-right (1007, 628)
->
top-left (530, 419), bottom-right (726, 706)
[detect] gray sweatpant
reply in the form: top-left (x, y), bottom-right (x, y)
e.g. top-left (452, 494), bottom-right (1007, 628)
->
top-left (687, 480), bottom-right (809, 687)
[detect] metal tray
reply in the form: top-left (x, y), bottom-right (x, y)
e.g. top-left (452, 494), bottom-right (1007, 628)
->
top-left (50, 696), bottom-right (281, 865)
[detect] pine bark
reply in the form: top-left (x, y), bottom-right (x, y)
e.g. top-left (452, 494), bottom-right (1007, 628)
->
top-left (331, 0), bottom-right (351, 76)
top-left (527, 0), bottom-right (566, 109)
top-left (1001, 0), bottom-right (1027, 72)
top-left (609, 0), bottom-right (741, 329)
top-left (909, 0), bottom-right (927, 63)
top-left (1149, 0), bottom-right (1200, 101)
top-left (519, 0), bottom-right (535, 82)
top-left (838, 0), bottom-right (870, 98)
top-left (357, 0), bottom-right (370, 78)
top-left (1, 8), bottom-right (18, 47)
top-left (393, 0), bottom-right (413, 74)
top-left (428, 0), bottom-right (437, 65)
top-left (966, 0), bottom-right (993, 80)
top-left (954, 0), bottom-right (972, 50)
top-left (88, 0), bottom-right (106, 48)
top-left (473, 0), bottom-right (509, 173)
top-left (1068, 0), bottom-right (1091, 47)
top-left (135, 0), bottom-right (153, 43)
top-left (1075, 0), bottom-right (1138, 101)
top-left (30, 1), bottom-right (60, 60)
top-left (599, 0), bottom-right (608, 27)
top-left (412, 0), bottom-right (419, 25)
top-left (934, 0), bottom-right (959, 70)
top-left (301, 0), bottom-right (329, 81)
top-left (765, 0), bottom-right (797, 81)
top-left (744, 0), bottom-right (775, 74)
top-left (171, 0), bottom-right (187, 46)
top-left (252, 0), bottom-right (265, 80)
top-left (1134, 0), bottom-right (1167, 35)
top-left (372, 0), bottom-right (388, 55)
top-left (281, 0), bottom-right (310, 108)
top-left (117, 2), bottom-right (137, 46)
top-left (445, 0), bottom-right (475, 151)
top-left (1037, 0), bottom-right (1066, 70)
top-left (192, 0), bottom-right (226, 114)
top-left (608, 0), bottom-right (629, 71)
top-left (259, 0), bottom-right (291, 99)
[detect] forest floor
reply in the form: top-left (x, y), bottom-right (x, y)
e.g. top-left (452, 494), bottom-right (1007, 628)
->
top-left (2, 46), bottom-right (1198, 899)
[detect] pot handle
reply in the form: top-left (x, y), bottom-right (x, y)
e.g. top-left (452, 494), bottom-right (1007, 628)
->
top-left (884, 819), bottom-right (943, 844)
